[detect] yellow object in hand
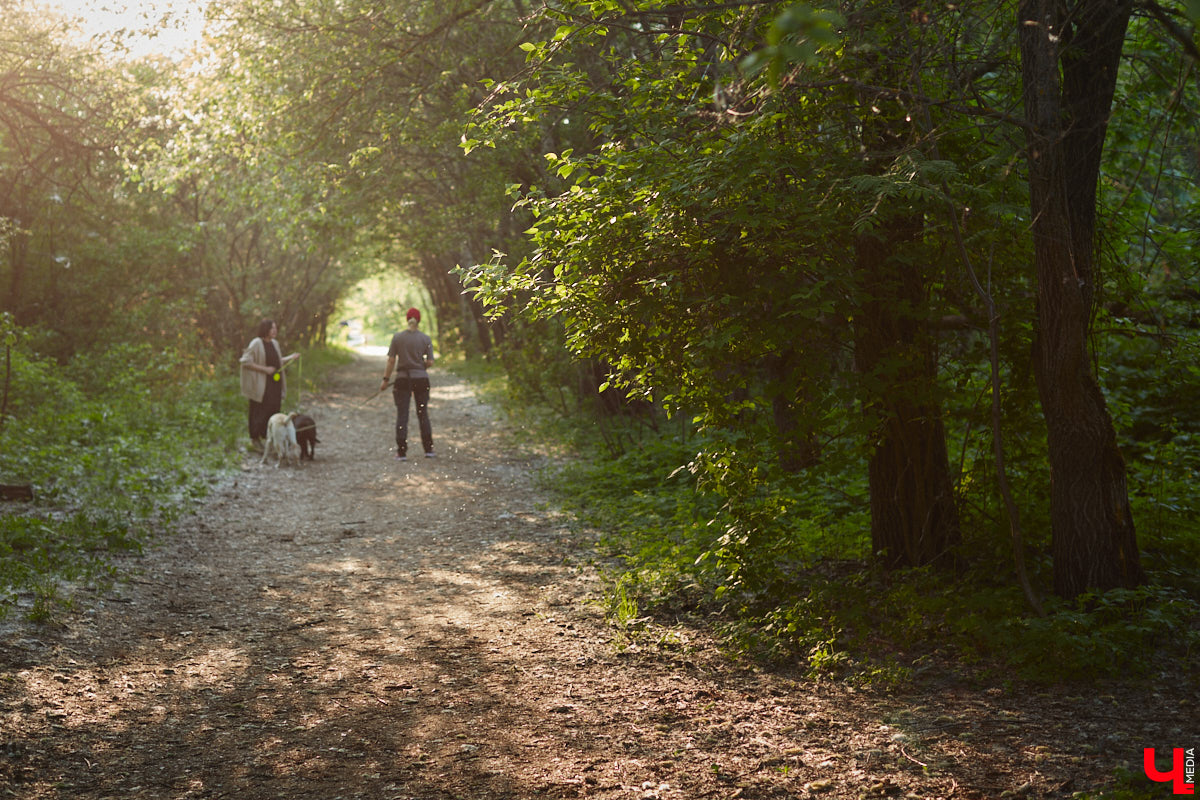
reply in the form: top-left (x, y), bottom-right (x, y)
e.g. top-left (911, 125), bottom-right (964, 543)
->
top-left (273, 372), bottom-right (281, 381)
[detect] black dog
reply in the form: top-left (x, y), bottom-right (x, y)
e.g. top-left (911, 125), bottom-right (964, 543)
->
top-left (293, 414), bottom-right (320, 460)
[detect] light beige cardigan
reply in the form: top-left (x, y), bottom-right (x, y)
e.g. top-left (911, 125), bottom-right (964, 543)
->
top-left (239, 337), bottom-right (287, 403)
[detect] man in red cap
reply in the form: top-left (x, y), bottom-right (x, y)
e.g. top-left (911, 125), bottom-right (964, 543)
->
top-left (380, 307), bottom-right (435, 460)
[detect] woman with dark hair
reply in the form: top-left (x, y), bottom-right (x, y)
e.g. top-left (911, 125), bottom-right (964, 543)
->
top-left (239, 319), bottom-right (299, 449)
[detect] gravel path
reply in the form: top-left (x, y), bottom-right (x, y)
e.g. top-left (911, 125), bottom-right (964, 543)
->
top-left (0, 352), bottom-right (1189, 799)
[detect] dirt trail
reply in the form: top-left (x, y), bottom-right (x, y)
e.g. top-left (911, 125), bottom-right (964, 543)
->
top-left (0, 353), bottom-right (1189, 799)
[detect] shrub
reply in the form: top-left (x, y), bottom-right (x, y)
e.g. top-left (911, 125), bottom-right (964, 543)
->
top-left (0, 320), bottom-right (248, 620)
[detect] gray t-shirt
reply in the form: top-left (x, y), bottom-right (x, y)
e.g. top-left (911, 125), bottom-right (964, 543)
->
top-left (387, 329), bottom-right (433, 379)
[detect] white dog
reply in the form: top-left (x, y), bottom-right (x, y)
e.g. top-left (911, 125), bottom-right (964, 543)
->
top-left (262, 412), bottom-right (299, 468)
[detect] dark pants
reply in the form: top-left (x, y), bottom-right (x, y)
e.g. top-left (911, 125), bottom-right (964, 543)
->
top-left (393, 376), bottom-right (433, 456)
top-left (248, 378), bottom-right (283, 440)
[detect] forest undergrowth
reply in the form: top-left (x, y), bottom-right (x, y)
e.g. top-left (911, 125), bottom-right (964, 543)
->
top-left (455, 355), bottom-right (1200, 692)
top-left (0, 331), bottom-right (354, 622)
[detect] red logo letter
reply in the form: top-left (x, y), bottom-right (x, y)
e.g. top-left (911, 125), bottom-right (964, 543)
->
top-left (1145, 748), bottom-right (1195, 795)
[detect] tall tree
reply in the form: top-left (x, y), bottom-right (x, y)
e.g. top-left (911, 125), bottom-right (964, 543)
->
top-left (848, 3), bottom-right (960, 568)
top-left (202, 0), bottom-right (537, 351)
top-left (0, 5), bottom-right (205, 358)
top-left (0, 5), bottom-right (113, 326)
top-left (1018, 0), bottom-right (1144, 597)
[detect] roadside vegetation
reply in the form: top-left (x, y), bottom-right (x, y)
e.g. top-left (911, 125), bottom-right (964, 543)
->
top-left (0, 321), bottom-right (353, 621)
top-left (458, 350), bottom-right (1200, 687)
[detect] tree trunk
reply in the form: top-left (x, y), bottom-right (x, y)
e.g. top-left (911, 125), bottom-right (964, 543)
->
top-left (5, 223), bottom-right (28, 320)
top-left (849, 0), bottom-right (961, 568)
top-left (1018, 0), bottom-right (1144, 597)
top-left (855, 222), bottom-right (961, 568)
top-left (766, 350), bottom-right (821, 473)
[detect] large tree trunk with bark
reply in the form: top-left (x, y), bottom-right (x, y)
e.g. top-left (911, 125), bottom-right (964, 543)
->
top-left (855, 220), bottom-right (961, 568)
top-left (1018, 0), bottom-right (1144, 598)
top-left (850, 0), bottom-right (960, 569)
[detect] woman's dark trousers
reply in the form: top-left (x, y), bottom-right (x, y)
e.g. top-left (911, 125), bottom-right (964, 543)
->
top-left (392, 376), bottom-right (433, 456)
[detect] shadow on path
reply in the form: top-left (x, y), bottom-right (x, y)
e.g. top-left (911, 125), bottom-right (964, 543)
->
top-left (0, 353), bottom-right (1189, 799)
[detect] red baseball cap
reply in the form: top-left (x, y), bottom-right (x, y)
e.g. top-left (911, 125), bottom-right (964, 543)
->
top-left (406, 307), bottom-right (420, 322)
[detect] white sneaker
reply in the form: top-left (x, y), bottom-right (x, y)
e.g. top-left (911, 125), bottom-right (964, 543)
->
top-left (424, 451), bottom-right (436, 458)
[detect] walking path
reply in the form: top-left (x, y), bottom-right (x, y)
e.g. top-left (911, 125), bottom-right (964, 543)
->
top-left (0, 353), bottom-right (1187, 799)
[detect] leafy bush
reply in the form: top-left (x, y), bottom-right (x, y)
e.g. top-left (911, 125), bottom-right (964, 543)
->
top-left (0, 319), bottom-right (251, 620)
top-left (993, 586), bottom-right (1200, 682)
top-left (703, 559), bottom-right (1199, 684)
top-left (491, 350), bottom-right (1200, 686)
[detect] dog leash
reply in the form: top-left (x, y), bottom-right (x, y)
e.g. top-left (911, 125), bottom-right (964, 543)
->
top-left (358, 379), bottom-right (395, 406)
top-left (271, 350), bottom-right (302, 410)
top-left (357, 364), bottom-right (422, 406)
top-left (295, 354), bottom-right (302, 409)
top-left (356, 341), bottom-right (429, 406)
